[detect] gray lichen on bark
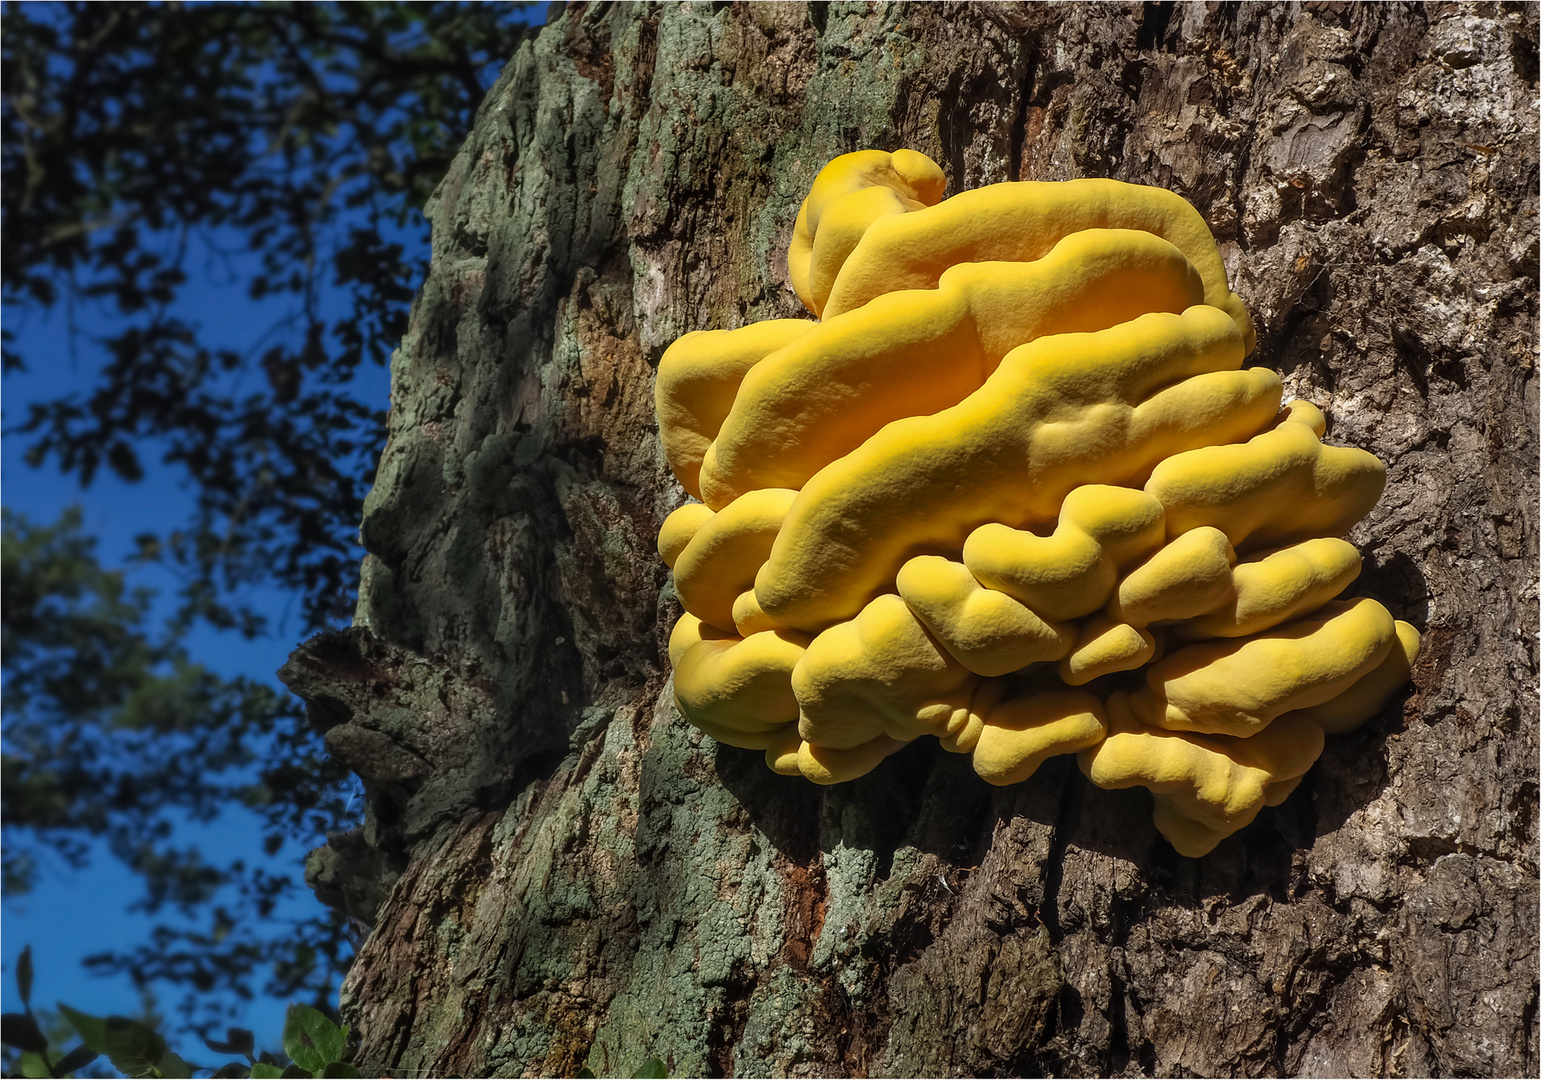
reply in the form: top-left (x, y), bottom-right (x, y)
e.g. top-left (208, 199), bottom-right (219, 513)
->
top-left (281, 3), bottom-right (1539, 1076)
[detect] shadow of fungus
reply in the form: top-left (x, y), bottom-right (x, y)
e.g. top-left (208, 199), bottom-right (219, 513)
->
top-left (712, 735), bottom-right (992, 875)
top-left (658, 149), bottom-right (1421, 860)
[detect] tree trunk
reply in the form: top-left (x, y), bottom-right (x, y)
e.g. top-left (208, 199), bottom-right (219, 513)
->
top-left (280, 3), bottom-right (1539, 1076)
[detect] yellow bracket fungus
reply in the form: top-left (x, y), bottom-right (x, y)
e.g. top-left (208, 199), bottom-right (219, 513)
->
top-left (1128, 597), bottom-right (1398, 737)
top-left (1176, 537), bottom-right (1363, 640)
top-left (1060, 617), bottom-right (1158, 686)
top-left (699, 229), bottom-right (1206, 507)
top-left (791, 594), bottom-right (977, 752)
top-left (973, 691), bottom-right (1108, 787)
top-left (1081, 693), bottom-right (1326, 858)
top-left (964, 484), bottom-right (1167, 622)
top-left (1106, 526), bottom-right (1237, 627)
top-left (670, 624), bottom-right (808, 748)
top-left (788, 149), bottom-right (947, 317)
top-left (896, 555), bottom-right (1074, 677)
top-left (655, 321), bottom-right (814, 500)
top-left (654, 149), bottom-right (1418, 856)
top-left (669, 487), bottom-right (796, 631)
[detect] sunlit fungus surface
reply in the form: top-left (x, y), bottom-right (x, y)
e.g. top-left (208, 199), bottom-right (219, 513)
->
top-left (655, 149), bottom-right (1419, 857)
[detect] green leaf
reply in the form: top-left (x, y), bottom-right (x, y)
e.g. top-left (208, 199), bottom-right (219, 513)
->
top-left (57, 1005), bottom-right (109, 1053)
top-left (282, 1004), bottom-right (345, 1072)
top-left (1, 1012), bottom-right (48, 1053)
top-left (279, 1067), bottom-right (311, 1079)
top-left (54, 1046), bottom-right (99, 1076)
top-left (210, 1065), bottom-right (250, 1079)
top-left (250, 1065), bottom-right (284, 1079)
top-left (158, 1049), bottom-right (195, 1077)
top-left (205, 1027), bottom-right (256, 1059)
top-left (54, 1044), bottom-right (100, 1076)
top-left (16, 946), bottom-right (33, 1009)
top-left (632, 1059), bottom-right (667, 1079)
top-left (320, 1065), bottom-right (358, 1079)
top-left (18, 1050), bottom-right (50, 1079)
top-left (103, 1015), bottom-right (169, 1078)
top-left (576, 1069), bottom-right (596, 1079)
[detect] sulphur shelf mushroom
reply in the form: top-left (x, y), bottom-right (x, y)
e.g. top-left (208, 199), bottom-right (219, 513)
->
top-left (655, 149), bottom-right (1418, 857)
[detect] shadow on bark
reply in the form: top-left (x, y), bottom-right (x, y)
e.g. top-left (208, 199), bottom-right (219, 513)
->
top-left (713, 715), bottom-right (1366, 904)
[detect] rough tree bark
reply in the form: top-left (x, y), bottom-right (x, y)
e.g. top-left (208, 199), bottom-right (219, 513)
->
top-left (280, 3), bottom-right (1539, 1076)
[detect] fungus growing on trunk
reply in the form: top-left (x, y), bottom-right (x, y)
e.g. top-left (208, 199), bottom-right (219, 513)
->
top-left (654, 149), bottom-right (1419, 856)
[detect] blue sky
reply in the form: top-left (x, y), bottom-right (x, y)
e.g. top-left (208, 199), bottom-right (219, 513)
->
top-left (2, 236), bottom-right (393, 1056)
top-left (1, 3), bottom-right (557, 1064)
